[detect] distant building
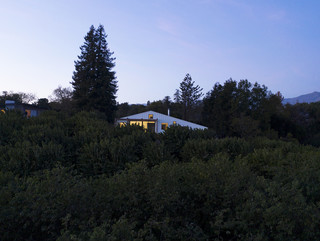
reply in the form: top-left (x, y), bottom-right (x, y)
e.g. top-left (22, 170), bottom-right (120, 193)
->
top-left (116, 110), bottom-right (207, 133)
top-left (5, 100), bottom-right (44, 118)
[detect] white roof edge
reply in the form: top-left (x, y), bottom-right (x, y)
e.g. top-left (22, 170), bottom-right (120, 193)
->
top-left (118, 110), bottom-right (158, 119)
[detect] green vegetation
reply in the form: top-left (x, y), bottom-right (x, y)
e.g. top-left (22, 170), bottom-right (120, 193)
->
top-left (202, 79), bottom-right (282, 138)
top-left (1, 110), bottom-right (320, 240)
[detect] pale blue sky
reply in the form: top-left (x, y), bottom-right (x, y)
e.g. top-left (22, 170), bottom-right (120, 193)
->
top-left (1, 0), bottom-right (319, 103)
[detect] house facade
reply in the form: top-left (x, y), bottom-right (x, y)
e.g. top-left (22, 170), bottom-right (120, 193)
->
top-left (5, 100), bottom-right (44, 117)
top-left (116, 110), bottom-right (207, 133)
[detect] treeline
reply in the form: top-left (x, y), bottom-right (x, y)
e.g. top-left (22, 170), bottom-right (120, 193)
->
top-left (2, 78), bottom-right (320, 148)
top-left (1, 110), bottom-right (320, 240)
top-left (117, 79), bottom-right (320, 147)
top-left (2, 77), bottom-right (320, 149)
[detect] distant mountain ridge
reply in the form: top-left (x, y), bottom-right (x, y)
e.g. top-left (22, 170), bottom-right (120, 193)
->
top-left (283, 91), bottom-right (320, 105)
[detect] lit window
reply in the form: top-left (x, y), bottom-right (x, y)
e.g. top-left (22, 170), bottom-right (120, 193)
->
top-left (148, 114), bottom-right (153, 119)
top-left (25, 109), bottom-right (31, 118)
top-left (119, 122), bottom-right (126, 127)
top-left (130, 121), bottom-right (142, 126)
top-left (173, 121), bottom-right (177, 125)
top-left (161, 123), bottom-right (168, 130)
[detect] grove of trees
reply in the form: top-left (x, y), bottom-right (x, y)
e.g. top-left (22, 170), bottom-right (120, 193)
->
top-left (1, 110), bottom-right (320, 240)
top-left (202, 79), bottom-right (283, 138)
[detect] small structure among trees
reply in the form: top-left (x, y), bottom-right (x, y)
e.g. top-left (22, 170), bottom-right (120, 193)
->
top-left (117, 110), bottom-right (207, 133)
top-left (71, 25), bottom-right (117, 122)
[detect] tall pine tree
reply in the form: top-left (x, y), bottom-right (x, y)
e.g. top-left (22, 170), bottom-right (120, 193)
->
top-left (174, 73), bottom-right (203, 121)
top-left (71, 25), bottom-right (117, 122)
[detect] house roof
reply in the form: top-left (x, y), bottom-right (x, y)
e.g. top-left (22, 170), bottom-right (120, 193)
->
top-left (118, 110), bottom-right (207, 129)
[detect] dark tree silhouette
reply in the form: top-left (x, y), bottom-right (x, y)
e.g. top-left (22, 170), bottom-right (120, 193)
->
top-left (202, 79), bottom-right (283, 137)
top-left (174, 73), bottom-right (203, 121)
top-left (71, 25), bottom-right (117, 122)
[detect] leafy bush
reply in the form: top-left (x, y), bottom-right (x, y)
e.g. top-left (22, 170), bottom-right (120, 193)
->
top-left (1, 110), bottom-right (320, 240)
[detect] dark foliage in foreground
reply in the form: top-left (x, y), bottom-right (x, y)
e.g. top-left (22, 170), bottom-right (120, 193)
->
top-left (1, 111), bottom-right (320, 240)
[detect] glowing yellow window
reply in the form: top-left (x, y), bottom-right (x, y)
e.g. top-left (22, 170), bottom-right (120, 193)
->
top-left (173, 121), bottom-right (177, 125)
top-left (119, 122), bottom-right (126, 127)
top-left (148, 114), bottom-right (153, 119)
top-left (130, 121), bottom-right (142, 126)
top-left (161, 123), bottom-right (168, 130)
top-left (25, 109), bottom-right (31, 118)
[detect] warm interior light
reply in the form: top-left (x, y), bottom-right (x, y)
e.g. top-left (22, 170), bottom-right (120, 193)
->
top-left (161, 123), bottom-right (168, 130)
top-left (129, 120), bottom-right (156, 132)
top-left (25, 109), bottom-right (31, 118)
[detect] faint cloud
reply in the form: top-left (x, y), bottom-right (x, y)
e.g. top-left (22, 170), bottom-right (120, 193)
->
top-left (214, 0), bottom-right (254, 12)
top-left (198, 0), bottom-right (214, 4)
top-left (156, 17), bottom-right (201, 50)
top-left (267, 10), bottom-right (287, 22)
top-left (157, 18), bottom-right (181, 37)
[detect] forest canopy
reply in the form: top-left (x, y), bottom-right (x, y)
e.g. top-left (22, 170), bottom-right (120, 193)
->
top-left (1, 110), bottom-right (320, 240)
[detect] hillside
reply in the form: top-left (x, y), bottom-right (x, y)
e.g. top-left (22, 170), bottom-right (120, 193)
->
top-left (1, 111), bottom-right (320, 240)
top-left (283, 91), bottom-right (320, 104)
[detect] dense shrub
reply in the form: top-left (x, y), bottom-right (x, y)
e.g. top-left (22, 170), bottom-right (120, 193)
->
top-left (1, 111), bottom-right (320, 240)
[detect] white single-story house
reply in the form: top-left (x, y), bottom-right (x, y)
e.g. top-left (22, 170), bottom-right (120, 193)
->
top-left (116, 110), bottom-right (207, 133)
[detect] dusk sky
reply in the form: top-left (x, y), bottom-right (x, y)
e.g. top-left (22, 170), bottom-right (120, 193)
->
top-left (1, 0), bottom-right (320, 104)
